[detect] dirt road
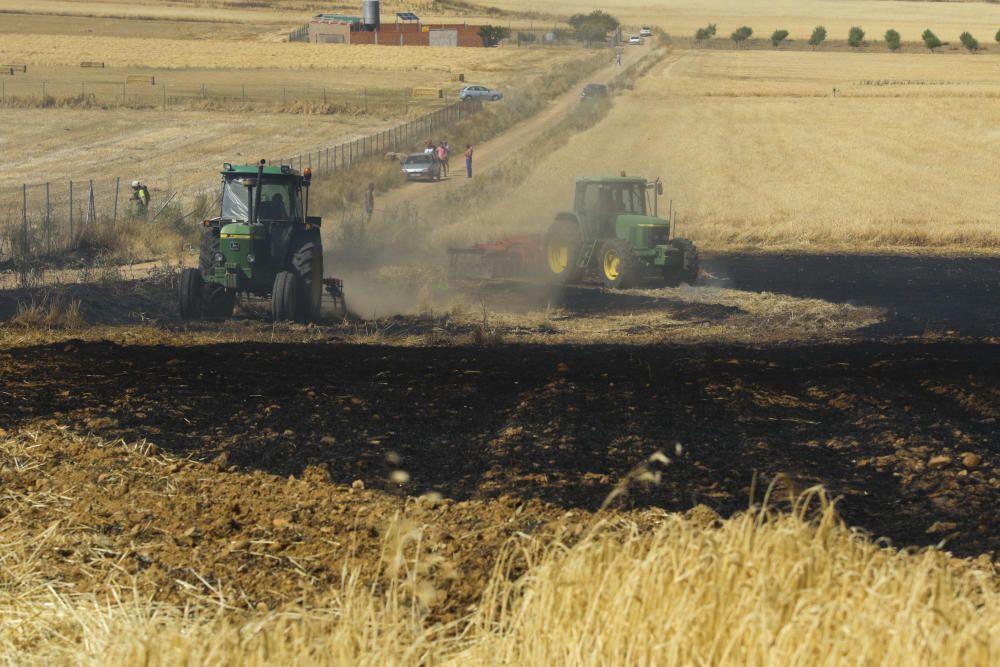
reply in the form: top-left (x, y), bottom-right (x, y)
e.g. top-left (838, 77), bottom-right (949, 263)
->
top-left (370, 43), bottom-right (655, 216)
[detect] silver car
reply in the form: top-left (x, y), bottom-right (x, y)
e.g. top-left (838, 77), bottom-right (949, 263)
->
top-left (458, 85), bottom-right (503, 101)
top-left (401, 153), bottom-right (441, 181)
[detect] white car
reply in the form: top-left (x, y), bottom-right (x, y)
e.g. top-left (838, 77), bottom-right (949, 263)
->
top-left (628, 35), bottom-right (642, 45)
top-left (639, 27), bottom-right (653, 37)
top-left (458, 85), bottom-right (503, 101)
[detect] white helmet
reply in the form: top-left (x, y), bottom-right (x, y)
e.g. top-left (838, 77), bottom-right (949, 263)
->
top-left (131, 180), bottom-right (140, 188)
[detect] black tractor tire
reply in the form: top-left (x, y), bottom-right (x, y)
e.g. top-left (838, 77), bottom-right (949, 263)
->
top-left (178, 268), bottom-right (203, 320)
top-left (198, 230), bottom-right (219, 276)
top-left (543, 218), bottom-right (585, 284)
top-left (290, 233), bottom-right (324, 323)
top-left (663, 238), bottom-right (700, 287)
top-left (271, 271), bottom-right (299, 322)
top-left (599, 238), bottom-right (639, 289)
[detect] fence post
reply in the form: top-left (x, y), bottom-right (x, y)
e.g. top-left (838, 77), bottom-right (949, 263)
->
top-left (45, 182), bottom-right (51, 255)
top-left (163, 85), bottom-right (166, 109)
top-left (69, 180), bottom-right (73, 244)
top-left (364, 88), bottom-right (368, 113)
top-left (21, 184), bottom-right (28, 256)
top-left (112, 177), bottom-right (120, 224)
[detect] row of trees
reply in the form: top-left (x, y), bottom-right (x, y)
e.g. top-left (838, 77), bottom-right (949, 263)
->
top-left (693, 23), bottom-right (999, 52)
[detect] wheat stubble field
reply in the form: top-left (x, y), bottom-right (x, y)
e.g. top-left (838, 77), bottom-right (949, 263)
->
top-left (454, 48), bottom-right (1000, 253)
top-left (2, 1), bottom-right (1000, 665)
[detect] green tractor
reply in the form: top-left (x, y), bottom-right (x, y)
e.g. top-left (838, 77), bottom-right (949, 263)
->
top-left (544, 176), bottom-right (698, 289)
top-left (178, 160), bottom-right (332, 323)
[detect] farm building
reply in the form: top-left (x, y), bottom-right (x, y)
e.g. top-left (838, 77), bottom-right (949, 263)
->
top-left (307, 2), bottom-right (484, 47)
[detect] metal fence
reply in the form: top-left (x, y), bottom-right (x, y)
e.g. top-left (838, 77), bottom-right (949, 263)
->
top-left (0, 76), bottom-right (454, 114)
top-left (0, 97), bottom-right (483, 261)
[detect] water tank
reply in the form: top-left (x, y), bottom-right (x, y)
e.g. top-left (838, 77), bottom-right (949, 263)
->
top-left (362, 0), bottom-right (380, 30)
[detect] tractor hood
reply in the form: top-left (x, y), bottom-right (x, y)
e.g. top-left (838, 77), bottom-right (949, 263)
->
top-left (615, 215), bottom-right (671, 250)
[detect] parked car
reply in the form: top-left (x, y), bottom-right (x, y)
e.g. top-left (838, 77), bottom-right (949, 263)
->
top-left (401, 153), bottom-right (441, 181)
top-left (628, 35), bottom-right (642, 45)
top-left (458, 85), bottom-right (503, 101)
top-left (581, 83), bottom-right (609, 99)
top-left (639, 27), bottom-right (653, 37)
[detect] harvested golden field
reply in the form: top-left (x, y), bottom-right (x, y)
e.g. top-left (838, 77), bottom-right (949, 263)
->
top-left (0, 33), bottom-right (583, 73)
top-left (492, 0), bottom-right (1000, 41)
top-left (0, 108), bottom-right (385, 193)
top-left (452, 49), bottom-right (1000, 253)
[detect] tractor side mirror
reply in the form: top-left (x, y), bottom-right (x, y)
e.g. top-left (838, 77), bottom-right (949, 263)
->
top-left (656, 181), bottom-right (664, 195)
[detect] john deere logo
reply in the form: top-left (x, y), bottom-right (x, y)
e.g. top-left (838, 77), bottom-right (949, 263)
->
top-left (229, 241), bottom-right (240, 251)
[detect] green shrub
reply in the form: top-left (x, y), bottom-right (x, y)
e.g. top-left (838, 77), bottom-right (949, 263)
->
top-left (885, 29), bottom-right (901, 51)
top-left (695, 23), bottom-right (717, 41)
top-left (731, 26), bottom-right (753, 46)
top-left (478, 25), bottom-right (510, 47)
top-left (848, 26), bottom-right (865, 48)
top-left (922, 29), bottom-right (942, 52)
top-left (960, 32), bottom-right (979, 52)
top-left (517, 32), bottom-right (536, 45)
top-left (770, 30), bottom-right (789, 47)
top-left (808, 26), bottom-right (827, 48)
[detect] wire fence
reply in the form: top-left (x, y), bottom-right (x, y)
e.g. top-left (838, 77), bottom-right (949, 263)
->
top-left (0, 97), bottom-right (483, 263)
top-left (0, 76), bottom-right (460, 114)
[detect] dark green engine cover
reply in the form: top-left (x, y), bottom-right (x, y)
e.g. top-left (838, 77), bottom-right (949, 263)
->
top-left (215, 222), bottom-right (268, 289)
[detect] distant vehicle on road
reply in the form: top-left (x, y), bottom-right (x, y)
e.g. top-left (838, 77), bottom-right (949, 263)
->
top-left (628, 35), bottom-right (642, 45)
top-left (459, 85), bottom-right (503, 101)
top-left (639, 27), bottom-right (653, 37)
top-left (581, 83), bottom-right (609, 99)
top-left (401, 153), bottom-right (441, 181)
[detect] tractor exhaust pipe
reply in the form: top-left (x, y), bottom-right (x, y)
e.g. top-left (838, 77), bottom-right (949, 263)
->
top-left (253, 159), bottom-right (266, 223)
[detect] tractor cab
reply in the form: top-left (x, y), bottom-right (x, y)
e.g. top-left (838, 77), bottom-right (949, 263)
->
top-left (573, 176), bottom-right (668, 248)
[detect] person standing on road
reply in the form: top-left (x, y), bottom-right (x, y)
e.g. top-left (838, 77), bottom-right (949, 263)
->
top-left (364, 182), bottom-right (375, 224)
top-left (464, 144), bottom-right (473, 178)
top-left (437, 142), bottom-right (448, 178)
top-left (443, 141), bottom-right (451, 176)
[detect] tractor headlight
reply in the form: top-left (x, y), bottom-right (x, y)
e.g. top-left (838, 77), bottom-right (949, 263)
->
top-left (214, 252), bottom-right (224, 263)
top-left (246, 254), bottom-right (256, 264)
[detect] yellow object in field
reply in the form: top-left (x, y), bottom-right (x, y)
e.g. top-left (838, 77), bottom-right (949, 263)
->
top-left (412, 87), bottom-right (443, 99)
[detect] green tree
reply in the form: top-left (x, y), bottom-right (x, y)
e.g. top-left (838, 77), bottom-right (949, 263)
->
top-left (695, 23), bottom-right (717, 41)
top-left (922, 29), bottom-right (942, 52)
top-left (771, 29), bottom-right (789, 47)
top-left (808, 26), bottom-right (827, 48)
top-left (478, 25), bottom-right (511, 47)
top-left (567, 10), bottom-right (619, 33)
top-left (996, 28), bottom-right (1000, 44)
top-left (574, 21), bottom-right (609, 46)
top-left (731, 26), bottom-right (753, 46)
top-left (885, 29), bottom-right (901, 51)
top-left (960, 32), bottom-right (979, 52)
top-left (848, 26), bottom-right (865, 48)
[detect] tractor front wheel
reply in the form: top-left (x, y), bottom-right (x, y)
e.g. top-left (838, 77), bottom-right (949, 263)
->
top-left (178, 268), bottom-right (203, 320)
top-left (543, 218), bottom-right (584, 284)
top-left (599, 239), bottom-right (638, 289)
top-left (271, 271), bottom-right (300, 322)
top-left (663, 238), bottom-right (700, 287)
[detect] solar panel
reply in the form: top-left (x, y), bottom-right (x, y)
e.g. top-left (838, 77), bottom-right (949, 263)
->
top-left (396, 12), bottom-right (419, 20)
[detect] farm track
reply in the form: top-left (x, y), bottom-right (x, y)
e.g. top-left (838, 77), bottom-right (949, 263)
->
top-left (1, 253), bottom-right (998, 612)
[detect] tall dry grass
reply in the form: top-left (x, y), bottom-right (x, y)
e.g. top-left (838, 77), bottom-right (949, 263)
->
top-left (1, 430), bottom-right (996, 667)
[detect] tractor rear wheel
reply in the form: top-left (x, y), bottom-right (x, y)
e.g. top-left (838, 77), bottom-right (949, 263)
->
top-left (599, 239), bottom-right (639, 289)
top-left (178, 268), bottom-right (203, 320)
top-left (543, 218), bottom-right (584, 284)
top-left (271, 270), bottom-right (299, 322)
top-left (663, 238), bottom-right (700, 287)
top-left (290, 233), bottom-right (323, 323)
